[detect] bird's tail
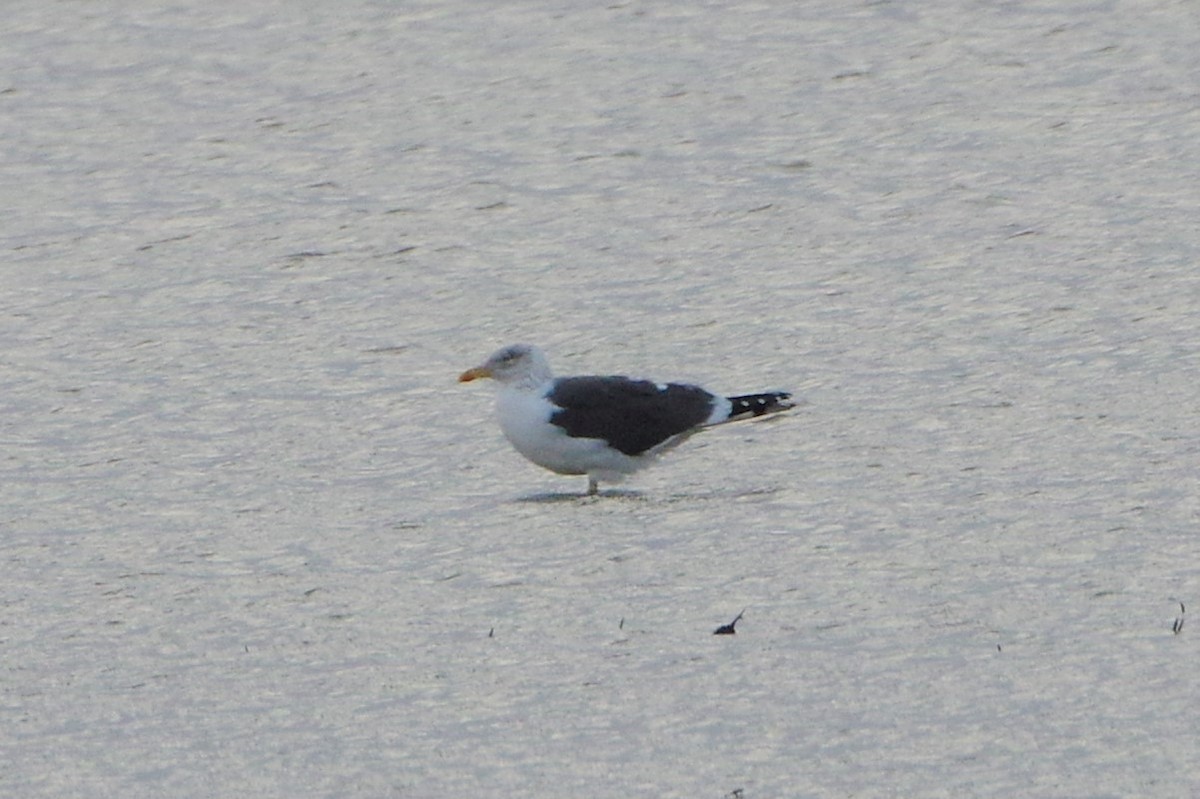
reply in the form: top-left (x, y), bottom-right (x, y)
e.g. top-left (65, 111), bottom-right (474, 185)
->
top-left (723, 391), bottom-right (795, 423)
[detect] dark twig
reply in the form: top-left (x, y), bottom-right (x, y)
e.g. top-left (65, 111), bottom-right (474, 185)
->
top-left (714, 609), bottom-right (746, 635)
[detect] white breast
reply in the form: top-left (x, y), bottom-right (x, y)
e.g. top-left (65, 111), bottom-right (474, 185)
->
top-left (495, 387), bottom-right (641, 478)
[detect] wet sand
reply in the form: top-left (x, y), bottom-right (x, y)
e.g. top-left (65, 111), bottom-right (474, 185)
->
top-left (3, 2), bottom-right (1198, 796)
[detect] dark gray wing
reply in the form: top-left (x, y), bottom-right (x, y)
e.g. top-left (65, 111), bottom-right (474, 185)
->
top-left (547, 376), bottom-right (717, 456)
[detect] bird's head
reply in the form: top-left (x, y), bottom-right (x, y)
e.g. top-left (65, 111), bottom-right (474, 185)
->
top-left (459, 343), bottom-right (553, 388)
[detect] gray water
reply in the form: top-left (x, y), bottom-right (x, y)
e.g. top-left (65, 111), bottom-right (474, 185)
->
top-left (4, 2), bottom-right (1198, 797)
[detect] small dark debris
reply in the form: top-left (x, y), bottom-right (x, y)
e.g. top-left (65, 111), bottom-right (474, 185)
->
top-left (714, 609), bottom-right (746, 635)
top-left (777, 159), bottom-right (812, 172)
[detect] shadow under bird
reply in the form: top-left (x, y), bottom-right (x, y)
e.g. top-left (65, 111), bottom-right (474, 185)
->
top-left (459, 344), bottom-right (795, 495)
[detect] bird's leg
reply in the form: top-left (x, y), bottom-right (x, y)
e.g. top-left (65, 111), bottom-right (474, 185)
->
top-left (586, 476), bottom-right (599, 496)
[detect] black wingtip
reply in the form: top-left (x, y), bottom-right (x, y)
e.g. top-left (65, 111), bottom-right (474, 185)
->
top-left (726, 391), bottom-right (795, 420)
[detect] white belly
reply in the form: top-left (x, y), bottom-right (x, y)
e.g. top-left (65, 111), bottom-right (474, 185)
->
top-left (495, 388), bottom-right (643, 478)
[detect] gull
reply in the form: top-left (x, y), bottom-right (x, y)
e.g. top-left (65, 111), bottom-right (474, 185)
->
top-left (459, 344), bottom-right (794, 495)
